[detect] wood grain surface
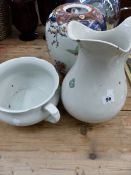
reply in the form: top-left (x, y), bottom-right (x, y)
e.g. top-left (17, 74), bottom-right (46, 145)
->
top-left (0, 25), bottom-right (131, 175)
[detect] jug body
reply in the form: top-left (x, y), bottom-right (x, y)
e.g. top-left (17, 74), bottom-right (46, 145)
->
top-left (62, 44), bottom-right (127, 123)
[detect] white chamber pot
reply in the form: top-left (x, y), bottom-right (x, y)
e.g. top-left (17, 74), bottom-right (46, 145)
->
top-left (0, 57), bottom-right (60, 126)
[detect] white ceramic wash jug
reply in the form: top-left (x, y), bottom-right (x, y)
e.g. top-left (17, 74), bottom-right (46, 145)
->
top-left (62, 17), bottom-right (131, 123)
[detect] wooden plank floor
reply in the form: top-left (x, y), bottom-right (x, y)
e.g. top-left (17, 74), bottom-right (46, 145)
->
top-left (0, 25), bottom-right (131, 175)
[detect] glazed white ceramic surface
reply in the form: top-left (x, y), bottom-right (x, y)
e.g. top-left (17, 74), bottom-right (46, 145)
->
top-left (62, 17), bottom-right (131, 123)
top-left (0, 57), bottom-right (60, 126)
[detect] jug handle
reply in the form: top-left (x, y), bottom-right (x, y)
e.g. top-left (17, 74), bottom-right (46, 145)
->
top-left (43, 103), bottom-right (60, 123)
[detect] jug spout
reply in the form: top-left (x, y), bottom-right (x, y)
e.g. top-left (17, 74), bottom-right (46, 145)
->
top-left (67, 17), bottom-right (131, 53)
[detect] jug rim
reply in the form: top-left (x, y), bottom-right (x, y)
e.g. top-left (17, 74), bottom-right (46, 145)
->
top-left (67, 19), bottom-right (131, 53)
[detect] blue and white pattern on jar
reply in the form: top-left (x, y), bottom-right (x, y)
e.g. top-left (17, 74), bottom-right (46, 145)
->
top-left (79, 0), bottom-right (120, 27)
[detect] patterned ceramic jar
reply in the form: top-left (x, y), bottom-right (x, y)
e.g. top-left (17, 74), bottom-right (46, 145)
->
top-left (45, 3), bottom-right (106, 78)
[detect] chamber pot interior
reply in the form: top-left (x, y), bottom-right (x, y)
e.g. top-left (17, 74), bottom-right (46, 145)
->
top-left (0, 62), bottom-right (55, 111)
